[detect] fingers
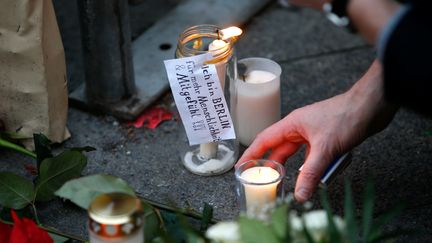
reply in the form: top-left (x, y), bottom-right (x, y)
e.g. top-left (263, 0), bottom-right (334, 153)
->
top-left (294, 145), bottom-right (332, 202)
top-left (267, 142), bottom-right (300, 164)
top-left (236, 120), bottom-right (294, 167)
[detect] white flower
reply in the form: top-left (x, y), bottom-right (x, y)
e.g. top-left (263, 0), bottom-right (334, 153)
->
top-left (290, 210), bottom-right (345, 242)
top-left (206, 221), bottom-right (242, 243)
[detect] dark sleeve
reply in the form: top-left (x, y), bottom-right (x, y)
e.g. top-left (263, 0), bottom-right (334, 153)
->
top-left (382, 2), bottom-right (432, 116)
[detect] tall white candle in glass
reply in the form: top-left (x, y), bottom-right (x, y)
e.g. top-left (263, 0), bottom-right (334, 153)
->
top-left (232, 58), bottom-right (281, 146)
top-left (175, 25), bottom-right (242, 176)
top-left (198, 27), bottom-right (243, 160)
top-left (235, 159), bottom-right (285, 217)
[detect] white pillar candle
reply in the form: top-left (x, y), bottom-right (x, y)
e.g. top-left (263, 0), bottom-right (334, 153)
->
top-left (233, 58), bottom-right (281, 146)
top-left (240, 166), bottom-right (280, 213)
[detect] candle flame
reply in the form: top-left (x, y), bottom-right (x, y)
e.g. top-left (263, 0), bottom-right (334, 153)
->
top-left (220, 26), bottom-right (243, 40)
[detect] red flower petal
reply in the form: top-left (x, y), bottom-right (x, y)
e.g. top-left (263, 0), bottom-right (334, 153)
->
top-left (10, 210), bottom-right (27, 243)
top-left (0, 221), bottom-right (12, 242)
top-left (9, 210), bottom-right (53, 243)
top-left (128, 107), bottom-right (173, 129)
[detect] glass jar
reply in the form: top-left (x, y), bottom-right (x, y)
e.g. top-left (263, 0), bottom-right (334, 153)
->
top-left (88, 193), bottom-right (144, 243)
top-left (175, 25), bottom-right (239, 176)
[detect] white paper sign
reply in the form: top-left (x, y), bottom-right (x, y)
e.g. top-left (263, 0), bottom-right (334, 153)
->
top-left (164, 53), bottom-right (236, 145)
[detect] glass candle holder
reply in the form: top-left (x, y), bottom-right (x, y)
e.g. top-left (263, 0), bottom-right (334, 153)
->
top-left (231, 58), bottom-right (282, 146)
top-left (235, 159), bottom-right (285, 218)
top-left (88, 193), bottom-right (144, 243)
top-left (175, 25), bottom-right (239, 176)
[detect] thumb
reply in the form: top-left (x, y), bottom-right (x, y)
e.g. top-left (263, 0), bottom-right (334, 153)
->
top-left (294, 145), bottom-right (333, 202)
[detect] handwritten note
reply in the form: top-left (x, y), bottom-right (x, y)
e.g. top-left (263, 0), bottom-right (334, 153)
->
top-left (164, 53), bottom-right (236, 145)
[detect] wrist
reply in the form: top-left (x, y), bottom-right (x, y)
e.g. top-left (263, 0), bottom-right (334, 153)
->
top-left (346, 61), bottom-right (398, 135)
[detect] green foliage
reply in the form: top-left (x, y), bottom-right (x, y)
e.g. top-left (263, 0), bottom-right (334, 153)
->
top-left (142, 201), bottom-right (163, 242)
top-left (319, 190), bottom-right (342, 242)
top-left (0, 137), bottom-right (36, 158)
top-left (35, 151), bottom-right (87, 202)
top-left (200, 203), bottom-right (213, 231)
top-left (239, 217), bottom-right (280, 243)
top-left (55, 174), bottom-right (136, 209)
top-left (0, 133), bottom-right (93, 228)
top-left (362, 178), bottom-right (374, 241)
top-left (344, 179), bottom-right (359, 243)
top-left (0, 172), bottom-right (34, 209)
top-left (270, 204), bottom-right (288, 240)
top-left (33, 133), bottom-right (53, 171)
top-left (48, 233), bottom-right (69, 243)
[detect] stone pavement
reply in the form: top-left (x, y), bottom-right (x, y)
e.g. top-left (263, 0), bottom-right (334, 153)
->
top-left (1, 2), bottom-right (431, 242)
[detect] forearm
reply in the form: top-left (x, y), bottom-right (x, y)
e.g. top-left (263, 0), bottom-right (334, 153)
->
top-left (347, 0), bottom-right (401, 44)
top-left (345, 60), bottom-right (398, 136)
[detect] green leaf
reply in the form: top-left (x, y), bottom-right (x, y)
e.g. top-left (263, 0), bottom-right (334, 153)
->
top-left (48, 233), bottom-right (69, 243)
top-left (161, 211), bottom-right (187, 243)
top-left (344, 179), bottom-right (359, 243)
top-left (35, 150), bottom-right (87, 202)
top-left (55, 174), bottom-right (135, 209)
top-left (142, 202), bottom-right (162, 242)
top-left (271, 204), bottom-right (288, 239)
top-left (362, 178), bottom-right (374, 241)
top-left (200, 203), bottom-right (213, 231)
top-left (0, 172), bottom-right (34, 209)
top-left (33, 133), bottom-right (53, 171)
top-left (239, 216), bottom-right (280, 243)
top-left (319, 189), bottom-right (342, 242)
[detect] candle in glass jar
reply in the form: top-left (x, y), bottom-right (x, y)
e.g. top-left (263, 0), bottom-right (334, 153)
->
top-left (233, 58), bottom-right (281, 146)
top-left (240, 166), bottom-right (280, 213)
top-left (88, 193), bottom-right (144, 243)
top-left (197, 39), bottom-right (230, 160)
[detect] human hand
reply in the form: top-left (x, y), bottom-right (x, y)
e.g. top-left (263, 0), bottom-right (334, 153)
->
top-left (236, 60), bottom-right (398, 202)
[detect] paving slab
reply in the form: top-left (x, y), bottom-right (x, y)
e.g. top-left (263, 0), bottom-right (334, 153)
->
top-left (236, 4), bottom-right (367, 62)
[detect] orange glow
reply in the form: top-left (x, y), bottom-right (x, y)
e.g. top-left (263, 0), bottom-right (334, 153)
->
top-left (220, 26), bottom-right (243, 40)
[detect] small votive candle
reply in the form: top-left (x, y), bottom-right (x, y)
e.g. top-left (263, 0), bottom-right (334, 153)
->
top-left (88, 193), bottom-right (144, 243)
top-left (235, 159), bottom-right (285, 217)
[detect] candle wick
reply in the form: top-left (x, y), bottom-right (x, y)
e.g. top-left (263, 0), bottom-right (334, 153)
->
top-left (217, 29), bottom-right (221, 40)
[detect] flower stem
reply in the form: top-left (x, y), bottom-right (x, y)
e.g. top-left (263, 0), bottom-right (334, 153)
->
top-left (140, 196), bottom-right (218, 224)
top-left (0, 138), bottom-right (36, 158)
top-left (31, 203), bottom-right (41, 225)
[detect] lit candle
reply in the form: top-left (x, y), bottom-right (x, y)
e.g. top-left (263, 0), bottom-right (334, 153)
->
top-left (240, 166), bottom-right (281, 213)
top-left (233, 58), bottom-right (281, 146)
top-left (198, 27), bottom-right (242, 160)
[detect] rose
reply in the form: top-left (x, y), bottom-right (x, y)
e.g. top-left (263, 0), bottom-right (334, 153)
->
top-left (0, 210), bottom-right (53, 243)
top-left (206, 221), bottom-right (242, 243)
top-left (290, 210), bottom-right (345, 242)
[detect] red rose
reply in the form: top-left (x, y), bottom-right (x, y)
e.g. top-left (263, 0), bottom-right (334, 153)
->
top-left (0, 210), bottom-right (53, 243)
